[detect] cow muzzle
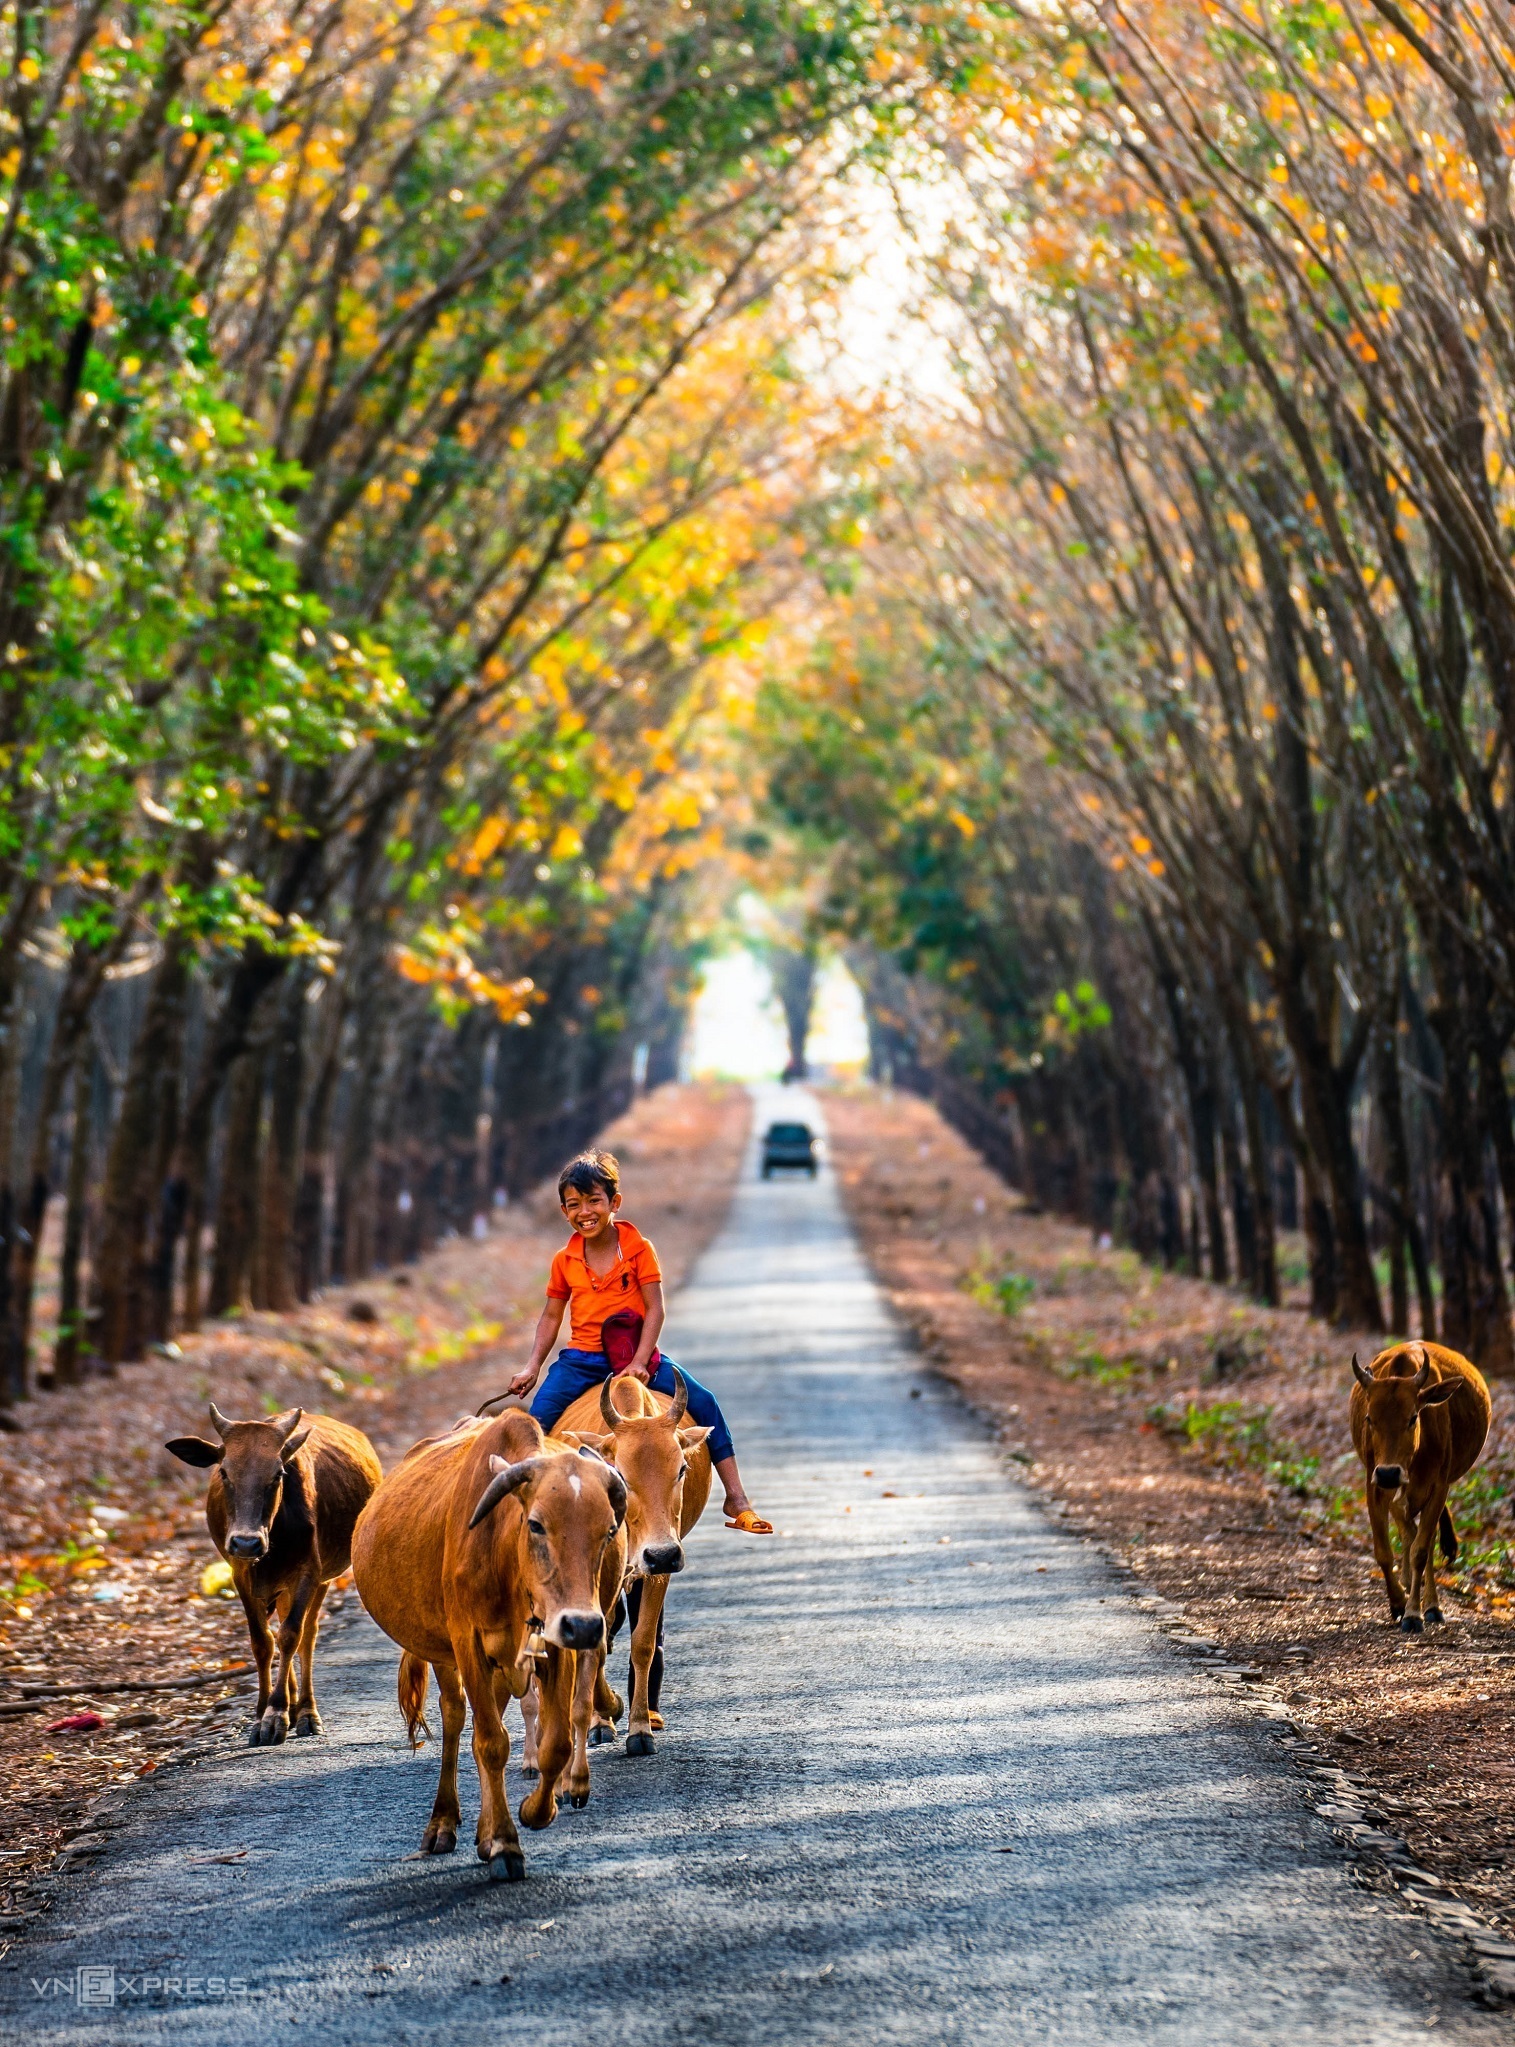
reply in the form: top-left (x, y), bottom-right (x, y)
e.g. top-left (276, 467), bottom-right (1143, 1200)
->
top-left (226, 1531), bottom-right (268, 1559)
top-left (639, 1541), bottom-right (685, 1576)
top-left (546, 1610), bottom-right (604, 1651)
top-left (1372, 1465), bottom-right (1403, 1492)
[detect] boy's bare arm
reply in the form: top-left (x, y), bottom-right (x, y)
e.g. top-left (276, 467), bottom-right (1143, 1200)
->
top-left (508, 1297), bottom-right (568, 1398)
top-left (628, 1281), bottom-right (665, 1381)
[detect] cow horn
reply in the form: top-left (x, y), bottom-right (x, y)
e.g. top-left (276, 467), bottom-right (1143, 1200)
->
top-left (600, 1376), bottom-right (623, 1431)
top-left (666, 1367), bottom-right (688, 1427)
top-left (1411, 1346), bottom-right (1431, 1389)
top-left (468, 1454), bottom-right (546, 1531)
top-left (274, 1406), bottom-right (305, 1447)
top-left (1350, 1352), bottom-right (1374, 1389)
top-left (208, 1402), bottom-right (233, 1440)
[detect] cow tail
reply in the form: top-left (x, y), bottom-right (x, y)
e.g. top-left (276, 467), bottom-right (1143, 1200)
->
top-left (398, 1653), bottom-right (432, 1748)
top-left (1438, 1507), bottom-right (1458, 1565)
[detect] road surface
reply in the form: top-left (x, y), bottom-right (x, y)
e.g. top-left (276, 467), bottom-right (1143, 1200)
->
top-left (1, 1083), bottom-right (1500, 2043)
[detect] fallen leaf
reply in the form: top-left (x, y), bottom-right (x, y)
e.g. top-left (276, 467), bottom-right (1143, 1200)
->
top-left (44, 1713), bottom-right (104, 1733)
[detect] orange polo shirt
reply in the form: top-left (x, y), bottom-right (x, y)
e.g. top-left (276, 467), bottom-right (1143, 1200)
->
top-left (547, 1220), bottom-right (662, 1353)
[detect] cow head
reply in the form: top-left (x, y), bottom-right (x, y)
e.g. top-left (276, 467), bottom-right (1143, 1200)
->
top-left (1351, 1347), bottom-right (1459, 1494)
top-left (468, 1445), bottom-right (626, 1650)
top-left (568, 1369), bottom-right (711, 1578)
top-left (164, 1405), bottom-right (312, 1560)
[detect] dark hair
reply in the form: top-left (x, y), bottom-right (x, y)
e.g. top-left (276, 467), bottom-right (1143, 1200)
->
top-left (557, 1150), bottom-right (621, 1203)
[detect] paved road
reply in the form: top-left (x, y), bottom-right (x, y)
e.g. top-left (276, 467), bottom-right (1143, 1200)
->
top-left (2, 1083), bottom-right (1501, 2044)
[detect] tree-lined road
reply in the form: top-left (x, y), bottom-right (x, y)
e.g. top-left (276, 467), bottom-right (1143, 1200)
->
top-left (1, 1084), bottom-right (1498, 2044)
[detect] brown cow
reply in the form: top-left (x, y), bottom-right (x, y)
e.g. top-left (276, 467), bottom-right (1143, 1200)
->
top-left (1349, 1341), bottom-right (1491, 1633)
top-left (350, 1408), bottom-right (625, 1881)
top-left (557, 1367), bottom-right (712, 1755)
top-left (165, 1404), bottom-right (382, 1746)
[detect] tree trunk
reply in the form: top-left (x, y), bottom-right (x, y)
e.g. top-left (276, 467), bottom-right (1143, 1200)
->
top-left (254, 982), bottom-right (305, 1312)
top-left (207, 1048), bottom-right (266, 1318)
top-left (92, 943), bottom-right (190, 1365)
top-left (1376, 1009), bottom-right (1436, 1341)
top-left (53, 1059), bottom-right (93, 1387)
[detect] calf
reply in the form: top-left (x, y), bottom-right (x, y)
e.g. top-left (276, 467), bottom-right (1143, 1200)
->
top-left (351, 1409), bottom-right (625, 1881)
top-left (1349, 1342), bottom-right (1491, 1632)
top-left (558, 1368), bottom-right (712, 1755)
top-left (165, 1404), bottom-right (382, 1745)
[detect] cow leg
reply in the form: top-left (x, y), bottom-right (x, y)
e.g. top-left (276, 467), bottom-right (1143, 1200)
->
top-left (234, 1573), bottom-right (277, 1747)
top-left (420, 1661), bottom-right (466, 1855)
top-left (626, 1573), bottom-right (670, 1756)
top-left (519, 1678), bottom-right (541, 1776)
top-left (257, 1577), bottom-right (317, 1746)
top-left (564, 1648), bottom-right (599, 1810)
top-left (590, 1656), bottom-right (622, 1745)
top-left (1409, 1487), bottom-right (1450, 1628)
top-left (519, 1645), bottom-right (572, 1832)
top-left (457, 1645), bottom-right (525, 1882)
top-left (1366, 1486), bottom-right (1405, 1625)
top-left (1395, 1499), bottom-right (1426, 1632)
top-left (293, 1580), bottom-right (329, 1736)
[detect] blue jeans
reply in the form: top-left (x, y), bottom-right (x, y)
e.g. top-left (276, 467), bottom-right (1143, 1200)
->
top-left (530, 1349), bottom-right (734, 1465)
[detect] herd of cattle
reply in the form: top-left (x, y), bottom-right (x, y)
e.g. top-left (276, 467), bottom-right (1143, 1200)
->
top-left (163, 1335), bottom-right (1493, 1883)
top-left (166, 1370), bottom-right (709, 1881)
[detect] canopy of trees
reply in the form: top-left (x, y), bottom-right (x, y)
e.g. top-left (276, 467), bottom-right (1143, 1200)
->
top-left (14, 0), bottom-right (1515, 1404)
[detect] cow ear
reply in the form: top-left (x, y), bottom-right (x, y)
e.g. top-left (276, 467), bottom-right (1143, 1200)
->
top-left (281, 1426), bottom-right (313, 1461)
top-left (566, 1432), bottom-right (615, 1457)
top-left (164, 1436), bottom-right (223, 1468)
top-left (676, 1426), bottom-right (713, 1452)
top-left (1416, 1378), bottom-right (1460, 1407)
top-left (1350, 1353), bottom-right (1374, 1389)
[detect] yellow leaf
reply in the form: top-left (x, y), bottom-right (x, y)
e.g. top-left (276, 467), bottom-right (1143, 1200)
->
top-left (201, 1559), bottom-right (237, 1599)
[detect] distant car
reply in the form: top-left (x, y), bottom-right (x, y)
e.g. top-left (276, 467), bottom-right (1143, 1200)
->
top-left (762, 1121), bottom-right (818, 1179)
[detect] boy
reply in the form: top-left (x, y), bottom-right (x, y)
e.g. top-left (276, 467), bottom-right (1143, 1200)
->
top-left (507, 1150), bottom-right (773, 1533)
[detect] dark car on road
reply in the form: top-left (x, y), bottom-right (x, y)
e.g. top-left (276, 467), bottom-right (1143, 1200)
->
top-left (761, 1121), bottom-right (818, 1179)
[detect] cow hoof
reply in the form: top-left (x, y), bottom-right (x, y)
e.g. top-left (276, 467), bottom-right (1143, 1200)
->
top-left (519, 1763), bottom-right (539, 1780)
top-left (518, 1792), bottom-right (557, 1831)
top-left (588, 1723), bottom-right (617, 1748)
top-left (267, 1715), bottom-right (289, 1745)
top-left (422, 1827), bottom-right (457, 1855)
top-left (1424, 1607), bottom-right (1444, 1625)
top-left (625, 1731), bottom-right (655, 1757)
top-left (1400, 1613), bottom-right (1424, 1634)
top-left (245, 1722), bottom-right (264, 1748)
top-left (295, 1711), bottom-right (322, 1738)
top-left (488, 1852), bottom-right (526, 1884)
top-left (569, 1791), bottom-right (589, 1810)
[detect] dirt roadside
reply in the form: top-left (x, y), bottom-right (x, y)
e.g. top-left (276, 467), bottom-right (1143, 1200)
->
top-left (0, 1082), bottom-right (751, 1922)
top-left (822, 1081), bottom-right (1515, 1942)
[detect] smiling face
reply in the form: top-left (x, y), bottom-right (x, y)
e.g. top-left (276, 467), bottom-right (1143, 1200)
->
top-left (560, 1180), bottom-right (620, 1243)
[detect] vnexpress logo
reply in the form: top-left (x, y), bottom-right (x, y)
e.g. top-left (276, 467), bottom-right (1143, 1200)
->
top-left (31, 1966), bottom-right (250, 2005)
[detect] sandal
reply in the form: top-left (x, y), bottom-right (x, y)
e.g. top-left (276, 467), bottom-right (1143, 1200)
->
top-left (725, 1508), bottom-right (774, 1534)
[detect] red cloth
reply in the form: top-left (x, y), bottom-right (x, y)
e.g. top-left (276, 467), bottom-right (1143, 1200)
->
top-left (600, 1308), bottom-right (661, 1376)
